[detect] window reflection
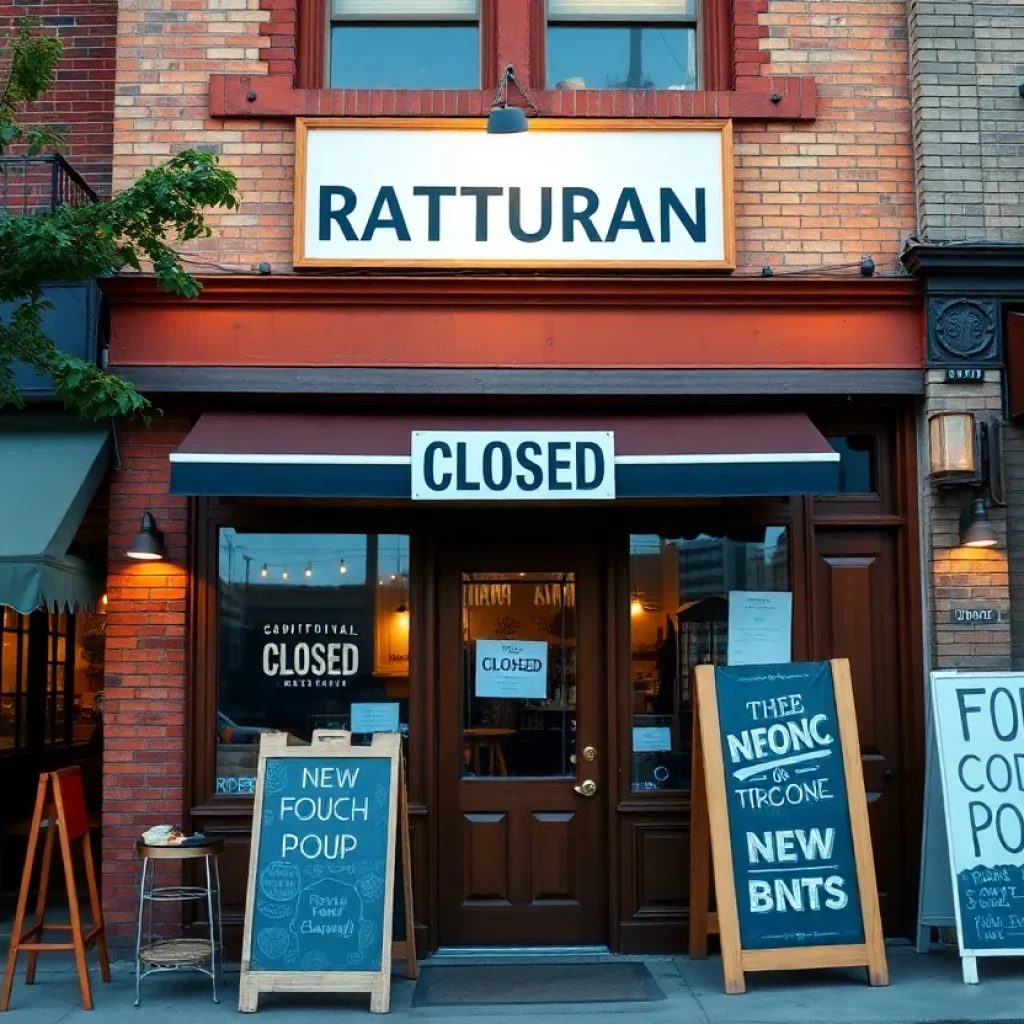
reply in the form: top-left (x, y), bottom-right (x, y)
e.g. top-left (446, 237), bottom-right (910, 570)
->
top-left (629, 529), bottom-right (790, 792)
top-left (547, 25), bottom-right (697, 91)
top-left (216, 531), bottom-right (411, 795)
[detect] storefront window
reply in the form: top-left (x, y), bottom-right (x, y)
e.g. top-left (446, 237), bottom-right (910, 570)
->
top-left (1, 608), bottom-right (29, 750)
top-left (329, 1), bottom-right (480, 90)
top-left (216, 531), bottom-right (411, 796)
top-left (547, 1), bottom-right (698, 91)
top-left (628, 528), bottom-right (791, 792)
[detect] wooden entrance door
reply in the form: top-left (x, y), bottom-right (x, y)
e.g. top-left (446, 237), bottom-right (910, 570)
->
top-left (812, 528), bottom-right (907, 931)
top-left (437, 538), bottom-right (608, 947)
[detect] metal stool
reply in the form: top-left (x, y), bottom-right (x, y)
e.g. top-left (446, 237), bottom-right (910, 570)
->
top-left (134, 838), bottom-right (224, 1006)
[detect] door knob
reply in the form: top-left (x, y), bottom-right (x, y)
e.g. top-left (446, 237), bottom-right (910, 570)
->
top-left (582, 746), bottom-right (597, 762)
top-left (574, 779), bottom-right (597, 797)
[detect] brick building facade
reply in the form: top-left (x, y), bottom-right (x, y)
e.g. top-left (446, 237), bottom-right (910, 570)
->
top-left (0, 0), bottom-right (117, 196)
top-left (91, 0), bottom-right (930, 955)
top-left (0, 0), bottom-right (944, 955)
top-left (904, 0), bottom-right (1024, 679)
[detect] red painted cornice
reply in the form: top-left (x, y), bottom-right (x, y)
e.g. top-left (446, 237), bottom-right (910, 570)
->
top-left (209, 74), bottom-right (817, 121)
top-left (102, 274), bottom-right (921, 310)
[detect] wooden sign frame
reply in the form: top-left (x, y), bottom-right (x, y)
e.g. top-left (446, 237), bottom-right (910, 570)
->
top-left (688, 659), bottom-right (888, 994)
top-left (239, 730), bottom-right (410, 1014)
top-left (1, 768), bottom-right (109, 1012)
top-left (293, 117), bottom-right (736, 271)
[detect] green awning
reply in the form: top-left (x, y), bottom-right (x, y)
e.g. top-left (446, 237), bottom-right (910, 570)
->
top-left (0, 415), bottom-right (111, 614)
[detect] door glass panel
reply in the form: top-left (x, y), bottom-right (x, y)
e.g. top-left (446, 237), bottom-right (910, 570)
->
top-left (461, 571), bottom-right (576, 778)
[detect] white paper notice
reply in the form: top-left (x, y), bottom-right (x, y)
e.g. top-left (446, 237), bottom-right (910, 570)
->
top-left (475, 639), bottom-right (548, 699)
top-left (632, 726), bottom-right (673, 752)
top-left (350, 702), bottom-right (400, 734)
top-left (726, 591), bottom-right (793, 666)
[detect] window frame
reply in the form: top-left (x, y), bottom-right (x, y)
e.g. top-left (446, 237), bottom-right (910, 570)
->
top-left (300, 0), bottom-right (730, 92)
top-left (191, 501), bottom-right (427, 814)
top-left (544, 1), bottom-right (699, 92)
top-left (306, 0), bottom-right (496, 92)
top-left (532, 0), bottom-right (733, 94)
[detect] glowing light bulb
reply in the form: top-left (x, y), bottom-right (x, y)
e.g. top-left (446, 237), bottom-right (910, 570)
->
top-left (304, 563), bottom-right (313, 578)
top-left (260, 564), bottom-right (268, 577)
top-left (339, 560), bottom-right (348, 574)
top-left (282, 570), bottom-right (289, 580)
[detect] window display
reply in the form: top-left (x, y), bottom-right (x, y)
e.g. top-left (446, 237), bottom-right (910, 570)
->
top-left (628, 529), bottom-right (790, 791)
top-left (216, 531), bottom-right (410, 794)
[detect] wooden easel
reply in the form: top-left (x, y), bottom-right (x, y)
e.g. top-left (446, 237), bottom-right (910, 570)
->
top-left (1, 767), bottom-right (109, 1012)
top-left (688, 659), bottom-right (888, 994)
top-left (393, 755), bottom-right (419, 980)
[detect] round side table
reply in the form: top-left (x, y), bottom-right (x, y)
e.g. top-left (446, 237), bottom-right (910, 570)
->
top-left (134, 838), bottom-right (224, 1006)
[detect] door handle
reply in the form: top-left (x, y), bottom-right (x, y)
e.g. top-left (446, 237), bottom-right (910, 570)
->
top-left (574, 779), bottom-right (597, 798)
top-left (582, 746), bottom-right (597, 762)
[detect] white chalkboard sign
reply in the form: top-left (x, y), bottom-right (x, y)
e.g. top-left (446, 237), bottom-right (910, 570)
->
top-left (931, 671), bottom-right (1024, 983)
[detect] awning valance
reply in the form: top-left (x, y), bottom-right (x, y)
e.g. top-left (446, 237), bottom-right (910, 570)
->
top-left (0, 415), bottom-right (111, 613)
top-left (170, 413), bottom-right (839, 500)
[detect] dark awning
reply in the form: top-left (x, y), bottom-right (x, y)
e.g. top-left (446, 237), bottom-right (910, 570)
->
top-left (170, 412), bottom-right (839, 500)
top-left (0, 415), bottom-right (111, 613)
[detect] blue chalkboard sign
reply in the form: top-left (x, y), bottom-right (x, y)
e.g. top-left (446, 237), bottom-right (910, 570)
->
top-left (249, 755), bottom-right (392, 973)
top-left (714, 662), bottom-right (864, 950)
top-left (239, 733), bottom-right (403, 1013)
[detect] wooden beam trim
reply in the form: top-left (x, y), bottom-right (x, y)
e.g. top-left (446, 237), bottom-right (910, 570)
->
top-left (208, 74), bottom-right (817, 121)
top-left (101, 275), bottom-right (921, 310)
top-left (109, 368), bottom-right (925, 396)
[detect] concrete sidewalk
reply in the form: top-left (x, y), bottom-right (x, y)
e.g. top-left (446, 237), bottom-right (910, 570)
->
top-left (2, 945), bottom-right (1023, 1023)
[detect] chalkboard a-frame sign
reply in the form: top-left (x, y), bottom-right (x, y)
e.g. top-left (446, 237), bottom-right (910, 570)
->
top-left (688, 659), bottom-right (888, 994)
top-left (930, 671), bottom-right (1024, 984)
top-left (239, 731), bottom-right (401, 1014)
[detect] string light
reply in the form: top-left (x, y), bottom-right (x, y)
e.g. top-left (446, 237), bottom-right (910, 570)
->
top-left (304, 563), bottom-right (313, 578)
top-left (282, 569), bottom-right (289, 580)
top-left (260, 564), bottom-right (268, 577)
top-left (339, 559), bottom-right (348, 574)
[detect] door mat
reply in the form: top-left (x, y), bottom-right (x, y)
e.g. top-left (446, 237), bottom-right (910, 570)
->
top-left (411, 962), bottom-right (666, 1006)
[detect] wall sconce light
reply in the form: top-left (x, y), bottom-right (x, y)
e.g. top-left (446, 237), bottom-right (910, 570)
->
top-left (960, 497), bottom-right (999, 548)
top-left (930, 412), bottom-right (1005, 549)
top-left (487, 64), bottom-right (539, 135)
top-left (126, 512), bottom-right (165, 561)
top-left (929, 412), bottom-right (977, 478)
top-left (630, 591), bottom-right (644, 617)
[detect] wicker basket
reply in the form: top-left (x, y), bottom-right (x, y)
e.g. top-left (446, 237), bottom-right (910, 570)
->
top-left (139, 939), bottom-right (213, 969)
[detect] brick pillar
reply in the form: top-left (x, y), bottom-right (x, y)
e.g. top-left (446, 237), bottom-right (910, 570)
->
top-left (102, 419), bottom-right (189, 941)
top-left (922, 370), bottom-right (1011, 672)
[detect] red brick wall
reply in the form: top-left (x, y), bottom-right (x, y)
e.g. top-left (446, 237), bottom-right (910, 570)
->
top-left (102, 419), bottom-right (188, 938)
top-left (112, 0), bottom-right (914, 271)
top-left (0, 1), bottom-right (117, 196)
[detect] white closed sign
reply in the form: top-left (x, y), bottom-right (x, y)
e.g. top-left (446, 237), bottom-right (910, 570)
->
top-left (296, 119), bottom-right (734, 269)
top-left (475, 640), bottom-right (548, 699)
top-left (411, 431), bottom-right (615, 501)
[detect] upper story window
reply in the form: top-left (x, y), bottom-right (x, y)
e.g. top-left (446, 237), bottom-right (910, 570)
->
top-left (546, 1), bottom-right (698, 91)
top-left (330, 0), bottom-right (480, 89)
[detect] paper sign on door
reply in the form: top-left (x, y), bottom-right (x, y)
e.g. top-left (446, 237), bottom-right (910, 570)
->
top-left (475, 639), bottom-right (548, 699)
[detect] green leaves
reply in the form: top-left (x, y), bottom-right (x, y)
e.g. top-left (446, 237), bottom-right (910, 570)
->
top-left (0, 18), bottom-right (239, 421)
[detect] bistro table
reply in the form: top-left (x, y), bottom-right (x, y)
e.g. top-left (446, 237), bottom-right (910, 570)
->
top-left (134, 837), bottom-right (224, 1006)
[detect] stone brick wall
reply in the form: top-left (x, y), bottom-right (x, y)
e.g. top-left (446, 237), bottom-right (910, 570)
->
top-left (909, 0), bottom-right (1024, 241)
top-left (111, 0), bottom-right (916, 271)
top-left (103, 419), bottom-right (188, 938)
top-left (0, 0), bottom-right (117, 196)
top-left (921, 370), bottom-right (1011, 671)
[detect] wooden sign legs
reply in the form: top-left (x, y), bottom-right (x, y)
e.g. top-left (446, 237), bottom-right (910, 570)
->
top-left (688, 712), bottom-right (718, 961)
top-left (1, 768), bottom-right (109, 1012)
top-left (393, 756), bottom-right (418, 980)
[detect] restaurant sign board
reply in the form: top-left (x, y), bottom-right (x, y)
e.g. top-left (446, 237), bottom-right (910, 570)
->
top-left (295, 118), bottom-right (734, 269)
